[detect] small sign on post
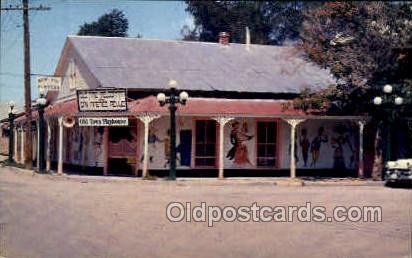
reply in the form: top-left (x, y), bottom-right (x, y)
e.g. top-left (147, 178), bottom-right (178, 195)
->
top-left (37, 76), bottom-right (62, 91)
top-left (78, 117), bottom-right (129, 127)
top-left (77, 89), bottom-right (127, 112)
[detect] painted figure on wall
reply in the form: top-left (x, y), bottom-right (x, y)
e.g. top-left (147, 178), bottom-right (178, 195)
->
top-left (299, 128), bottom-right (310, 167)
top-left (140, 126), bottom-right (162, 164)
top-left (73, 127), bottom-right (80, 162)
top-left (162, 129), bottom-right (180, 168)
top-left (82, 127), bottom-right (90, 168)
top-left (164, 129), bottom-right (171, 168)
top-left (227, 121), bottom-right (254, 166)
top-left (331, 124), bottom-right (354, 171)
top-left (310, 126), bottom-right (328, 167)
top-left (94, 127), bottom-right (104, 166)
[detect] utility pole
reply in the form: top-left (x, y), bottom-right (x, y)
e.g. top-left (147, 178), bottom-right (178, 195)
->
top-left (1, 1), bottom-right (50, 169)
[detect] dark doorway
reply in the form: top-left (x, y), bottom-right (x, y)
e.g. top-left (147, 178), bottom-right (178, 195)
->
top-left (179, 130), bottom-right (192, 166)
top-left (108, 125), bottom-right (137, 175)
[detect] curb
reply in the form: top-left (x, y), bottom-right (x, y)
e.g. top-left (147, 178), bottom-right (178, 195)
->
top-left (1, 165), bottom-right (385, 187)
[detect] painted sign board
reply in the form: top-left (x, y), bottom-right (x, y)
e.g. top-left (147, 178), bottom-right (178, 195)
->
top-left (77, 89), bottom-right (127, 112)
top-left (78, 117), bottom-right (129, 127)
top-left (37, 76), bottom-right (62, 91)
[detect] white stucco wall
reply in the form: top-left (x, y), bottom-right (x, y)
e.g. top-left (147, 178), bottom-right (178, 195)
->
top-left (279, 120), bottom-right (358, 170)
top-left (139, 117), bottom-right (358, 170)
top-left (53, 116), bottom-right (359, 172)
top-left (139, 115), bottom-right (193, 170)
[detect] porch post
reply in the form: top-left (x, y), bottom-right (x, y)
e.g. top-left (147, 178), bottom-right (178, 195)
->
top-left (285, 119), bottom-right (305, 178)
top-left (14, 127), bottom-right (18, 163)
top-left (36, 119), bottom-right (40, 169)
top-left (358, 120), bottom-right (365, 178)
top-left (103, 127), bottom-right (109, 176)
top-left (20, 126), bottom-right (25, 164)
top-left (57, 117), bottom-right (64, 175)
top-left (213, 116), bottom-right (234, 179)
top-left (137, 113), bottom-right (160, 178)
top-left (46, 119), bottom-right (51, 172)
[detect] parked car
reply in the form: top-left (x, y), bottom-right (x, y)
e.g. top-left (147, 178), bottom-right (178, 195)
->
top-left (384, 159), bottom-right (412, 187)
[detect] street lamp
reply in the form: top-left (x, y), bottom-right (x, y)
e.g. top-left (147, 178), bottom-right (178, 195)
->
top-left (8, 101), bottom-right (16, 163)
top-left (372, 84), bottom-right (405, 171)
top-left (36, 89), bottom-right (47, 173)
top-left (156, 80), bottom-right (189, 180)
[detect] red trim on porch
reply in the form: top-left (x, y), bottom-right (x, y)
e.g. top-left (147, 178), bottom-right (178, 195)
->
top-left (129, 96), bottom-right (305, 116)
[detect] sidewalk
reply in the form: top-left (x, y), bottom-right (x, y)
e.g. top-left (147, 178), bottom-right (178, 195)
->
top-left (1, 162), bottom-right (385, 187)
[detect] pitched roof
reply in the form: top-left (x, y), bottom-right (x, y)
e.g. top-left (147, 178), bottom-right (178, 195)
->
top-left (61, 36), bottom-right (336, 94)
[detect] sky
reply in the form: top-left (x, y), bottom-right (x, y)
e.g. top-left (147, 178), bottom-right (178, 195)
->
top-left (0, 0), bottom-right (193, 106)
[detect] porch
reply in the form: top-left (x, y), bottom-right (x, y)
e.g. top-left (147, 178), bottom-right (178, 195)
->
top-left (13, 96), bottom-right (371, 178)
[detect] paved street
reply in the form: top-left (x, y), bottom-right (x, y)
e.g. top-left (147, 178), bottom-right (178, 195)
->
top-left (0, 165), bottom-right (411, 258)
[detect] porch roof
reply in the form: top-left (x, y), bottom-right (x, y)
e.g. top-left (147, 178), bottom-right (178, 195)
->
top-left (128, 96), bottom-right (305, 116)
top-left (39, 96), bottom-right (367, 120)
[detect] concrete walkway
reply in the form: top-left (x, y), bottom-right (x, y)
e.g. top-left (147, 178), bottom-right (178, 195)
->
top-left (2, 162), bottom-right (385, 187)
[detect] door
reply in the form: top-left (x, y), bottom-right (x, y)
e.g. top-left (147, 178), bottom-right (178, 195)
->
top-left (179, 130), bottom-right (192, 167)
top-left (108, 125), bottom-right (137, 175)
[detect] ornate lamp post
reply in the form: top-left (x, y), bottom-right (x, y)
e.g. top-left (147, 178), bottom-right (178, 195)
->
top-left (157, 80), bottom-right (189, 180)
top-left (8, 101), bottom-right (16, 163)
top-left (36, 90), bottom-right (47, 173)
top-left (373, 84), bottom-right (404, 165)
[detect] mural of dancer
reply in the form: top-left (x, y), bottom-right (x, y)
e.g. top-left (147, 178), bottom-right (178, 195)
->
top-left (299, 128), bottom-right (310, 167)
top-left (94, 127), bottom-right (104, 166)
top-left (226, 121), bottom-right (254, 166)
top-left (310, 126), bottom-right (328, 167)
top-left (331, 124), bottom-right (354, 171)
top-left (140, 126), bottom-right (162, 164)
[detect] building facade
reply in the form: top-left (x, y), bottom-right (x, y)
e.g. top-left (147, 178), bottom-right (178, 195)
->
top-left (10, 35), bottom-right (371, 178)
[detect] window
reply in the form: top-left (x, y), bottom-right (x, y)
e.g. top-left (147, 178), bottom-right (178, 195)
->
top-left (195, 120), bottom-right (216, 167)
top-left (68, 59), bottom-right (77, 90)
top-left (257, 121), bottom-right (278, 167)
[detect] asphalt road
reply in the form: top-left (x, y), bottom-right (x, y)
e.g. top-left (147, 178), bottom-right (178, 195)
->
top-left (0, 166), bottom-right (411, 258)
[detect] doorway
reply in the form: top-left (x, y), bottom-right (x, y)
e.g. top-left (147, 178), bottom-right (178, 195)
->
top-left (108, 124), bottom-right (138, 175)
top-left (179, 130), bottom-right (192, 167)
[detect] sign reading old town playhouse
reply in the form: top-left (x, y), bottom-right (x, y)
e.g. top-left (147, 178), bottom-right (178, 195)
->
top-left (78, 117), bottom-right (129, 126)
top-left (77, 89), bottom-right (127, 112)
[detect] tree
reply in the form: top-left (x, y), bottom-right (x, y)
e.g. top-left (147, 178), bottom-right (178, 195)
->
top-left (183, 1), bottom-right (320, 45)
top-left (295, 2), bottom-right (412, 178)
top-left (78, 9), bottom-right (129, 37)
top-left (298, 2), bottom-right (411, 114)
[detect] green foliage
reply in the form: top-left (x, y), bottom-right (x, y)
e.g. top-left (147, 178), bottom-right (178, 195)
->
top-left (78, 9), bottom-right (129, 37)
top-left (298, 2), bottom-right (412, 115)
top-left (183, 1), bottom-right (319, 45)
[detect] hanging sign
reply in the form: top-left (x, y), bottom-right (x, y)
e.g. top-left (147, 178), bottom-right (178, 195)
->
top-left (78, 117), bottom-right (129, 127)
top-left (37, 76), bottom-right (62, 91)
top-left (77, 89), bottom-right (127, 112)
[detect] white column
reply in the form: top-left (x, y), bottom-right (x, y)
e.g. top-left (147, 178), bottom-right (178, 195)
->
top-left (285, 119), bottom-right (305, 178)
top-left (36, 120), bottom-right (40, 169)
top-left (57, 117), bottom-right (64, 175)
top-left (14, 128), bottom-right (18, 162)
top-left (103, 127), bottom-right (109, 176)
top-left (46, 119), bottom-right (51, 172)
top-left (20, 126), bottom-right (25, 164)
top-left (358, 120), bottom-right (365, 178)
top-left (213, 117), bottom-right (234, 179)
top-left (137, 113), bottom-right (160, 178)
